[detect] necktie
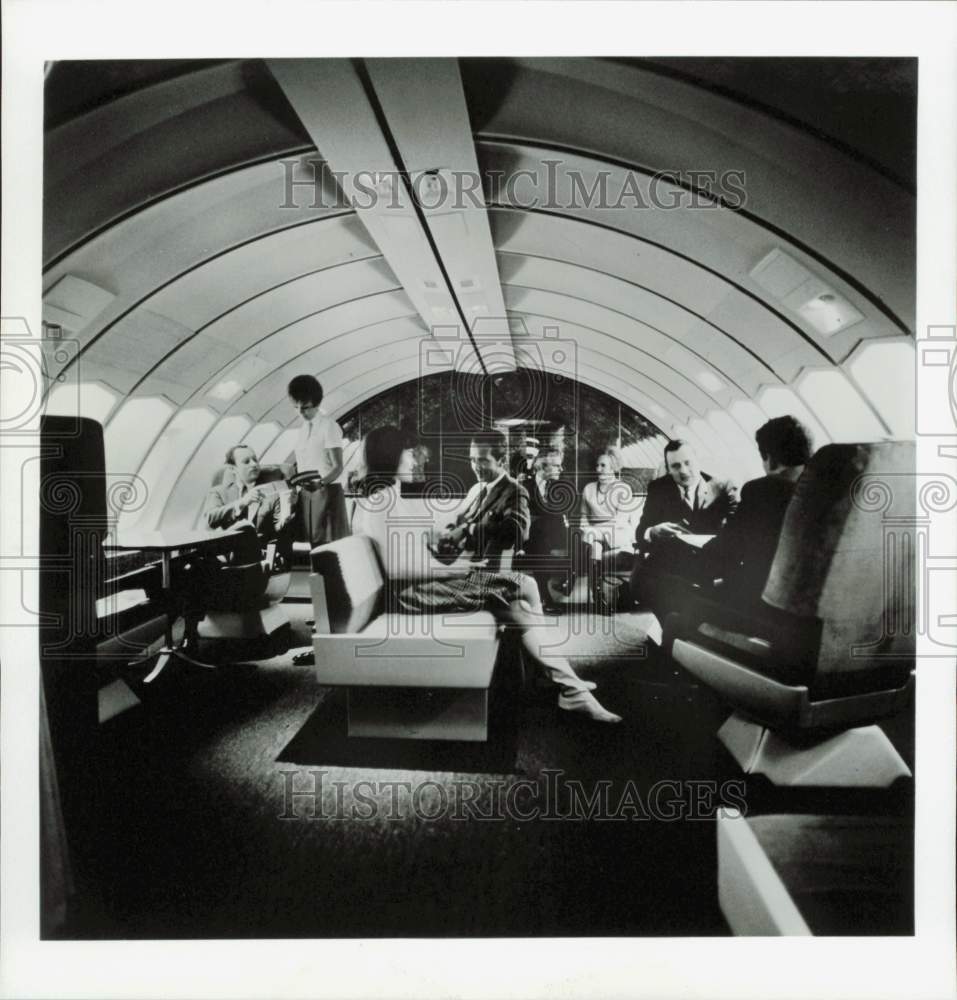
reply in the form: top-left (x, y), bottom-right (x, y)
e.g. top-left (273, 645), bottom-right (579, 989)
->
top-left (474, 485), bottom-right (488, 517)
top-left (243, 486), bottom-right (261, 526)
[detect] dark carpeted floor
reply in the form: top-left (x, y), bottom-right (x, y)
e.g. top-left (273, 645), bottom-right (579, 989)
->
top-left (56, 603), bottom-right (912, 940)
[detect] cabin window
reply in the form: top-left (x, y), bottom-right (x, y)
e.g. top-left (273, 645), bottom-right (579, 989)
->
top-left (241, 421), bottom-right (284, 463)
top-left (848, 340), bottom-right (916, 438)
top-left (163, 413), bottom-right (253, 529)
top-left (757, 385), bottom-right (831, 447)
top-left (47, 379), bottom-right (118, 425)
top-left (795, 369), bottom-right (888, 441)
top-left (122, 406), bottom-right (218, 532)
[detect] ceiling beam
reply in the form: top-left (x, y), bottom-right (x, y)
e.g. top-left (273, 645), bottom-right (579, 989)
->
top-left (364, 58), bottom-right (514, 372)
top-left (267, 58), bottom-right (515, 378)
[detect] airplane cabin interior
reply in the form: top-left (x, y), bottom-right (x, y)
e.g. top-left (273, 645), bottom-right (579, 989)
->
top-left (32, 55), bottom-right (921, 943)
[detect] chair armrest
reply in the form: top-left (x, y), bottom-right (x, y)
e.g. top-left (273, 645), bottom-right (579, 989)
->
top-left (666, 591), bottom-right (820, 688)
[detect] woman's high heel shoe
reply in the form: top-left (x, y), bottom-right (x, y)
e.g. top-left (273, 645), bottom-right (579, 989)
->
top-left (558, 689), bottom-right (622, 723)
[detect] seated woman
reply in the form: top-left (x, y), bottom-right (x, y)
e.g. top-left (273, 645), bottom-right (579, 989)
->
top-left (351, 426), bottom-right (622, 724)
top-left (571, 448), bottom-right (637, 610)
top-left (577, 448), bottom-right (637, 555)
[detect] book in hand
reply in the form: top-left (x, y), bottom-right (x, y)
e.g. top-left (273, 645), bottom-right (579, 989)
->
top-left (676, 533), bottom-right (715, 549)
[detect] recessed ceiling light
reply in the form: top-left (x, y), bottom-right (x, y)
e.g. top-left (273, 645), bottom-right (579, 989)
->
top-left (751, 248), bottom-right (863, 337)
top-left (207, 379), bottom-right (243, 402)
top-left (697, 371), bottom-right (725, 392)
top-left (796, 292), bottom-right (864, 336)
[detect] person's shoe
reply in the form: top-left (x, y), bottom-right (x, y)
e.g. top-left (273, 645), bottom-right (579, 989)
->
top-left (181, 633), bottom-right (202, 656)
top-left (558, 689), bottom-right (622, 723)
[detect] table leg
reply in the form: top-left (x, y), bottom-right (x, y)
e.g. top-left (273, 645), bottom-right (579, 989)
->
top-left (142, 549), bottom-right (218, 682)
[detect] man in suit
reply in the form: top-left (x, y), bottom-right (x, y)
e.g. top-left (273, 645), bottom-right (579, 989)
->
top-left (437, 431), bottom-right (530, 567)
top-left (631, 438), bottom-right (739, 616)
top-left (520, 448), bottom-right (569, 610)
top-left (699, 415), bottom-right (813, 607)
top-left (509, 436), bottom-right (540, 482)
top-left (178, 445), bottom-right (294, 650)
top-left (525, 449), bottom-right (567, 553)
top-left (204, 444), bottom-right (288, 540)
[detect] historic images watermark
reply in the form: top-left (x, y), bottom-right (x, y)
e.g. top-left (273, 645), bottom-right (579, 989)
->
top-left (279, 768), bottom-right (748, 822)
top-left (279, 158), bottom-right (748, 213)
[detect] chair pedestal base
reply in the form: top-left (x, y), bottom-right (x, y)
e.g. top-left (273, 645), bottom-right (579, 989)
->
top-left (199, 603), bottom-right (288, 639)
top-left (347, 687), bottom-right (488, 742)
top-left (718, 712), bottom-right (911, 788)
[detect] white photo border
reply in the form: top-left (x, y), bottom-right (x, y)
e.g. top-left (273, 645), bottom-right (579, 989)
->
top-left (2, 2), bottom-right (955, 998)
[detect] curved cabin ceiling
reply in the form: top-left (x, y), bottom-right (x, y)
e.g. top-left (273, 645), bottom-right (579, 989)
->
top-left (42, 57), bottom-right (916, 531)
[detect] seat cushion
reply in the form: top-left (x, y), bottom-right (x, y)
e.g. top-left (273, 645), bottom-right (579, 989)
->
top-left (314, 610), bottom-right (500, 688)
top-left (747, 814), bottom-right (912, 935)
top-left (311, 535), bottom-right (385, 633)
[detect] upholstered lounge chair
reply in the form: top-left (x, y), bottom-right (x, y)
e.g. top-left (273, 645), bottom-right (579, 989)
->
top-left (308, 534), bottom-right (505, 741)
top-left (668, 441), bottom-right (915, 788)
top-left (197, 464), bottom-right (295, 640)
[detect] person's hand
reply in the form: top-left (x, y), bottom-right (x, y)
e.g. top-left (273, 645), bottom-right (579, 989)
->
top-left (648, 521), bottom-right (688, 542)
top-left (446, 524), bottom-right (469, 546)
top-left (236, 488), bottom-right (262, 512)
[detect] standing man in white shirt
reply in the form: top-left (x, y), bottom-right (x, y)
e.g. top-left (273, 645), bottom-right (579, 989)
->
top-left (287, 374), bottom-right (349, 545)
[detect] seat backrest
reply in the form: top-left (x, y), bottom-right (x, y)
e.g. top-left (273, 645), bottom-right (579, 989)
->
top-left (40, 416), bottom-right (107, 763)
top-left (310, 535), bottom-right (386, 633)
top-left (762, 441), bottom-right (915, 677)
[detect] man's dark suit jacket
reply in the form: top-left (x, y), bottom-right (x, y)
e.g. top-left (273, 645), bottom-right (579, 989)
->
top-left (451, 474), bottom-right (531, 561)
top-left (524, 477), bottom-right (571, 555)
top-left (634, 471), bottom-right (739, 553)
top-left (700, 474), bottom-right (797, 602)
top-left (631, 471), bottom-right (738, 616)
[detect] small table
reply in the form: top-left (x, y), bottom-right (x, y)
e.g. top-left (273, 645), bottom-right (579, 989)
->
top-left (103, 526), bottom-right (245, 683)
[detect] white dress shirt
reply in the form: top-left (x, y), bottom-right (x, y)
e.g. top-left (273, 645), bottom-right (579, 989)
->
top-left (292, 410), bottom-right (344, 483)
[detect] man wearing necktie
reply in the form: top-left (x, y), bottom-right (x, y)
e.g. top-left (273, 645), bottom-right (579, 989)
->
top-left (631, 439), bottom-right (739, 617)
top-left (436, 431), bottom-right (531, 567)
top-left (204, 445), bottom-right (285, 541)
top-left (174, 444), bottom-right (292, 651)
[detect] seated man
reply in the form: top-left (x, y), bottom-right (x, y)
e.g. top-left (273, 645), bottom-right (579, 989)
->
top-left (178, 445), bottom-right (294, 649)
top-left (205, 444), bottom-right (288, 544)
top-left (509, 435), bottom-right (540, 483)
top-left (698, 415), bottom-right (813, 609)
top-left (521, 448), bottom-right (569, 610)
top-left (630, 438), bottom-right (739, 617)
top-left (435, 431), bottom-right (531, 567)
top-left (525, 448), bottom-right (567, 554)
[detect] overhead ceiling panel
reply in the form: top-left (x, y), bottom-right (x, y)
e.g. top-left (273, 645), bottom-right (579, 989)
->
top-left (504, 288), bottom-right (733, 405)
top-left (44, 60), bottom-right (312, 263)
top-left (468, 58), bottom-right (914, 331)
top-left (267, 63), bottom-right (463, 334)
top-left (147, 214), bottom-right (383, 331)
top-left (365, 59), bottom-right (512, 354)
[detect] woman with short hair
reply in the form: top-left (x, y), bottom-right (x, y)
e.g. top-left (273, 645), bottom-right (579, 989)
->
top-left (287, 374), bottom-right (349, 545)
